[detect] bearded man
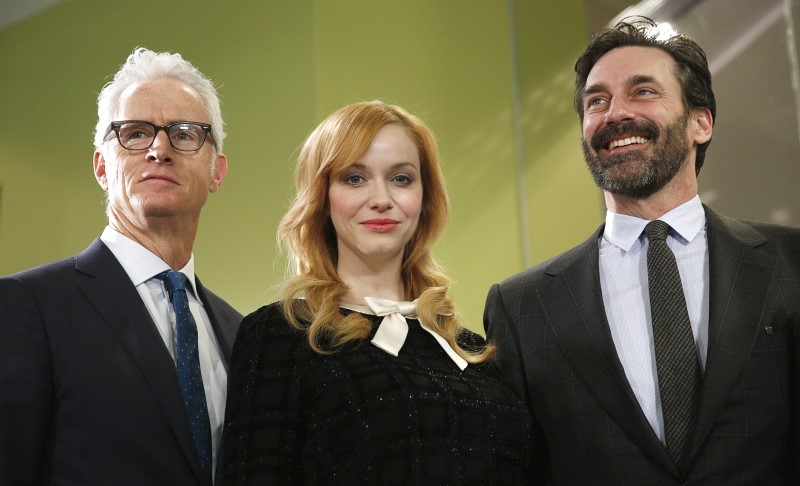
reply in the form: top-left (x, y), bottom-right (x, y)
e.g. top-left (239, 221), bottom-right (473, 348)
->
top-left (484, 17), bottom-right (800, 485)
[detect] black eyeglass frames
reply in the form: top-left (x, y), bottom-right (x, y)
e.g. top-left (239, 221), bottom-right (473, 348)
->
top-left (104, 120), bottom-right (215, 152)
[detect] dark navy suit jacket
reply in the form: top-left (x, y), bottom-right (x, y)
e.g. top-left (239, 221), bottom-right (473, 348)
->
top-left (0, 239), bottom-right (242, 485)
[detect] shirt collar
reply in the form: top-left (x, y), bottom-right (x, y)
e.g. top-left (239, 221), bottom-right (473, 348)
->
top-left (100, 226), bottom-right (198, 296)
top-left (603, 195), bottom-right (706, 252)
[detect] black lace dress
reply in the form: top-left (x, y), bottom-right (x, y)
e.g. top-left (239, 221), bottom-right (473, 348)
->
top-left (221, 302), bottom-right (533, 485)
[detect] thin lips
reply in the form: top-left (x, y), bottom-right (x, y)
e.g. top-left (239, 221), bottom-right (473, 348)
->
top-left (141, 173), bottom-right (178, 184)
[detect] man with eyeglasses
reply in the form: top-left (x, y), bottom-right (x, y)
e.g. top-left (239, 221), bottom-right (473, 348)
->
top-left (0, 48), bottom-right (241, 485)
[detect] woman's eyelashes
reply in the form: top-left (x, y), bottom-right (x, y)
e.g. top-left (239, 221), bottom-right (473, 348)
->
top-left (341, 172), bottom-right (416, 187)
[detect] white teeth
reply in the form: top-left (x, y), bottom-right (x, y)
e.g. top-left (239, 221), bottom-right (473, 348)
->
top-left (608, 136), bottom-right (648, 149)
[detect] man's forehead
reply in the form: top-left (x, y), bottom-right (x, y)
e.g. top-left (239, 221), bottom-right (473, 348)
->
top-left (119, 78), bottom-right (200, 101)
top-left (116, 78), bottom-right (208, 120)
top-left (586, 46), bottom-right (678, 89)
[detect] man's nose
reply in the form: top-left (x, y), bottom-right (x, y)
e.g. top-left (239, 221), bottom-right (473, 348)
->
top-left (604, 97), bottom-right (635, 124)
top-left (146, 130), bottom-right (174, 163)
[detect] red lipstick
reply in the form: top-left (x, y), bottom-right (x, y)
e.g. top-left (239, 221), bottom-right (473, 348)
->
top-left (362, 219), bottom-right (398, 232)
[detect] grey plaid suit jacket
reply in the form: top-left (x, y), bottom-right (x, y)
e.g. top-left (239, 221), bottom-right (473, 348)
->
top-left (484, 206), bottom-right (800, 485)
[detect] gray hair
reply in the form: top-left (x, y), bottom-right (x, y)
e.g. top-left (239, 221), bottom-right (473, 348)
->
top-left (93, 47), bottom-right (225, 153)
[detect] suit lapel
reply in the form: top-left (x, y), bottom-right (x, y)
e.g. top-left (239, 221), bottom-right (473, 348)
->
top-left (537, 229), bottom-right (676, 473)
top-left (73, 239), bottom-right (209, 485)
top-left (195, 279), bottom-right (238, 366)
top-left (685, 208), bottom-right (778, 461)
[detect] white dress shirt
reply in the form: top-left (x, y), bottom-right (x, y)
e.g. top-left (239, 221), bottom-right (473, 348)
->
top-left (598, 195), bottom-right (709, 443)
top-left (100, 226), bottom-right (227, 474)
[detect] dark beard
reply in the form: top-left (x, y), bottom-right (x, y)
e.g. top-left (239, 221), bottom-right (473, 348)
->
top-left (582, 113), bottom-right (690, 199)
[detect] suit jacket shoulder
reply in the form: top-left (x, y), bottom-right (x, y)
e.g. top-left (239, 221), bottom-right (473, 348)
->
top-left (705, 206), bottom-right (800, 261)
top-left (496, 225), bottom-right (605, 294)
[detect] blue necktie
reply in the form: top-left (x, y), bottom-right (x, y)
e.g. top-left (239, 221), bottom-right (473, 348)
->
top-left (157, 271), bottom-right (213, 480)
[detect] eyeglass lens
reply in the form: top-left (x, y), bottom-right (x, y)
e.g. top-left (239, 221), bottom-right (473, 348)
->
top-left (117, 122), bottom-right (207, 151)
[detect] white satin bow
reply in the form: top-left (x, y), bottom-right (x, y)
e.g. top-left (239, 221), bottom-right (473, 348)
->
top-left (365, 296), bottom-right (468, 371)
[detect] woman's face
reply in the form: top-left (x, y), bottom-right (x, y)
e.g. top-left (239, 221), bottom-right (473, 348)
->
top-left (328, 123), bottom-right (423, 270)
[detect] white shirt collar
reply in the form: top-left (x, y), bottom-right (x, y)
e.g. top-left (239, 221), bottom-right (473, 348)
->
top-left (603, 195), bottom-right (706, 252)
top-left (99, 226), bottom-right (199, 297)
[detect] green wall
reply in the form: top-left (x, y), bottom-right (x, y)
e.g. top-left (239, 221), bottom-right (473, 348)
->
top-left (0, 0), bottom-right (603, 332)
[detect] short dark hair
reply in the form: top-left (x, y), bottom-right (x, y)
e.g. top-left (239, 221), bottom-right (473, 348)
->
top-left (574, 16), bottom-right (716, 174)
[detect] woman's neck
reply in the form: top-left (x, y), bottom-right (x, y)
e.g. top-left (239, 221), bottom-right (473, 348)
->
top-left (337, 255), bottom-right (406, 306)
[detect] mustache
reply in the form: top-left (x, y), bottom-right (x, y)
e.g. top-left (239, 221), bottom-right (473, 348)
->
top-left (591, 120), bottom-right (660, 151)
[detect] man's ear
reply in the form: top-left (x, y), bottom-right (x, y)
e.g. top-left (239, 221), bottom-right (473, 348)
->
top-left (692, 107), bottom-right (713, 145)
top-left (209, 152), bottom-right (228, 193)
top-left (93, 150), bottom-right (108, 191)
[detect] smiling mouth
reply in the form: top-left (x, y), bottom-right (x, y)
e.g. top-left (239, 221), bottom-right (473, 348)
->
top-left (606, 136), bottom-right (649, 150)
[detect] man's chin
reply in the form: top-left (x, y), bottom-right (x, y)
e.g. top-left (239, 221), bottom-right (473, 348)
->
top-left (133, 196), bottom-right (191, 219)
top-left (597, 175), bottom-right (665, 199)
top-left (588, 163), bottom-right (659, 198)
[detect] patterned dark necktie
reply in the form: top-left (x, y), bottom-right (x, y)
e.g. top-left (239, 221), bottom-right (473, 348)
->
top-left (157, 271), bottom-right (213, 480)
top-left (644, 220), bottom-right (701, 467)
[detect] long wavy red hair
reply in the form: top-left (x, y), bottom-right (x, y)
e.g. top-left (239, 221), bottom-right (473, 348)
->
top-left (278, 100), bottom-right (493, 362)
